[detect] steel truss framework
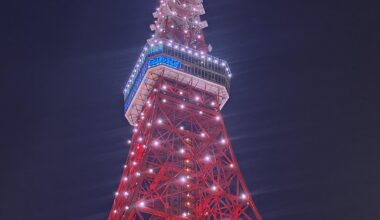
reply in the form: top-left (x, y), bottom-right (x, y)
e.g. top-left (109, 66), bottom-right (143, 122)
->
top-left (108, 77), bottom-right (262, 220)
top-left (150, 0), bottom-right (209, 51)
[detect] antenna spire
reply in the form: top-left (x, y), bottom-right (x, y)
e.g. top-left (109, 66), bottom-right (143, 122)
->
top-left (149, 0), bottom-right (209, 52)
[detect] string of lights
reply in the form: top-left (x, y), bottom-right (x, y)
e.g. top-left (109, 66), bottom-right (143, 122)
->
top-left (108, 0), bottom-right (262, 219)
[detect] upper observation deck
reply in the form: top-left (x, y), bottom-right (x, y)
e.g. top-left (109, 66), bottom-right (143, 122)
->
top-left (123, 39), bottom-right (232, 125)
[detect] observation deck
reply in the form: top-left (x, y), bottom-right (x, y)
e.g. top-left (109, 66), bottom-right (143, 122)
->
top-left (123, 39), bottom-right (232, 125)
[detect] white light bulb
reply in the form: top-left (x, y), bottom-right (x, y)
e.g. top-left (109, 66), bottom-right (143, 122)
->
top-left (180, 176), bottom-right (187, 183)
top-left (153, 140), bottom-right (160, 147)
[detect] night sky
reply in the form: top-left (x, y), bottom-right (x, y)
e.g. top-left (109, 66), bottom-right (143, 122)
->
top-left (1, 0), bottom-right (379, 219)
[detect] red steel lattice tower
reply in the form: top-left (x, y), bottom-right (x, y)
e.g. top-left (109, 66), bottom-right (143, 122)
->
top-left (109, 0), bottom-right (262, 219)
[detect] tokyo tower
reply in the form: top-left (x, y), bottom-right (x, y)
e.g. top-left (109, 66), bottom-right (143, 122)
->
top-left (108, 0), bottom-right (262, 219)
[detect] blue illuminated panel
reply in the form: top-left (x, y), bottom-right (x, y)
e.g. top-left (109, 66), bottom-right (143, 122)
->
top-left (124, 56), bottom-right (181, 111)
top-left (122, 45), bottom-right (164, 99)
top-left (124, 62), bottom-right (148, 111)
top-left (148, 56), bottom-right (181, 69)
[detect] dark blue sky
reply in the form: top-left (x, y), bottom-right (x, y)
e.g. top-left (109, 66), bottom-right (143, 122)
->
top-left (1, 0), bottom-right (379, 219)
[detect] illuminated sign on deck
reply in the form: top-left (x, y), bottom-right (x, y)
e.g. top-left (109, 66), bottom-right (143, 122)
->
top-left (148, 56), bottom-right (181, 69)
